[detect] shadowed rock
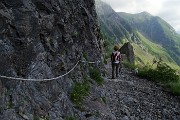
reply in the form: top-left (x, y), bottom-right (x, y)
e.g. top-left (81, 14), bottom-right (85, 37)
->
top-left (120, 42), bottom-right (135, 64)
top-left (0, 0), bottom-right (106, 119)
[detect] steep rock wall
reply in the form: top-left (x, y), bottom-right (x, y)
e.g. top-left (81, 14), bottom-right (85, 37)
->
top-left (0, 0), bottom-right (104, 119)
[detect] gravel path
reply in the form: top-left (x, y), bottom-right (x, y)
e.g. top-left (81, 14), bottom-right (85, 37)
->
top-left (103, 62), bottom-right (180, 120)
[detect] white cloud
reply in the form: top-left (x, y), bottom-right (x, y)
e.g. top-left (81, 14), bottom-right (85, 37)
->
top-left (101, 0), bottom-right (180, 33)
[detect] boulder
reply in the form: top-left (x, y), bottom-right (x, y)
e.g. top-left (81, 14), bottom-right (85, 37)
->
top-left (120, 42), bottom-right (135, 64)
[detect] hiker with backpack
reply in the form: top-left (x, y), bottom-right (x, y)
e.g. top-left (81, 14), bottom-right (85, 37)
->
top-left (111, 45), bottom-right (121, 79)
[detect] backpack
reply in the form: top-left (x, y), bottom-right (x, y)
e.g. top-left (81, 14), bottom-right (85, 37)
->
top-left (112, 51), bottom-right (121, 62)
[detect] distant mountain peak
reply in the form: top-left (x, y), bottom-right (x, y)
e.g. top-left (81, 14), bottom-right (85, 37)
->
top-left (137, 11), bottom-right (153, 17)
top-left (118, 11), bottom-right (152, 16)
top-left (140, 11), bottom-right (151, 15)
top-left (95, 0), bottom-right (115, 15)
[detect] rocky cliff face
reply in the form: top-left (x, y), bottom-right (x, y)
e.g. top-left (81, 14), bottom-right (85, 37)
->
top-left (0, 0), bottom-right (105, 119)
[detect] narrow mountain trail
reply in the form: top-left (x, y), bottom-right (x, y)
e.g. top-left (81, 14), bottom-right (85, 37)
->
top-left (103, 62), bottom-right (180, 120)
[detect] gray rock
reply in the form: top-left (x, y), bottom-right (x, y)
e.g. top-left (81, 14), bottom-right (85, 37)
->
top-left (0, 0), bottom-right (103, 119)
top-left (121, 116), bottom-right (130, 120)
top-left (129, 116), bottom-right (138, 120)
top-left (120, 42), bottom-right (135, 64)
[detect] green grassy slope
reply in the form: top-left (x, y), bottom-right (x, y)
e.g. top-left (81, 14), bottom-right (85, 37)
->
top-left (118, 12), bottom-right (180, 66)
top-left (133, 31), bottom-right (180, 70)
top-left (157, 17), bottom-right (180, 65)
top-left (95, 0), bottom-right (180, 70)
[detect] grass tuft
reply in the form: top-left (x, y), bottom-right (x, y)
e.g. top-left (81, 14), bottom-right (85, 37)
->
top-left (168, 81), bottom-right (180, 95)
top-left (89, 68), bottom-right (104, 85)
top-left (70, 81), bottom-right (90, 106)
top-left (137, 60), bottom-right (180, 95)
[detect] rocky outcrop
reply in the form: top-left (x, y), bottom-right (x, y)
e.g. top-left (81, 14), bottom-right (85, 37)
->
top-left (120, 42), bottom-right (135, 64)
top-left (0, 0), bottom-right (106, 119)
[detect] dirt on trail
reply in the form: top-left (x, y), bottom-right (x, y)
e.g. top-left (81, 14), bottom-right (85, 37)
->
top-left (102, 62), bottom-right (180, 120)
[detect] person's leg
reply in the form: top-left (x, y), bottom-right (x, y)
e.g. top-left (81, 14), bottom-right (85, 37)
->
top-left (116, 63), bottom-right (120, 77)
top-left (112, 63), bottom-right (115, 79)
top-left (119, 62), bottom-right (122, 73)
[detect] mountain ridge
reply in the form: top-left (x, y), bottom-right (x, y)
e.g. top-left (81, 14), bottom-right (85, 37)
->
top-left (118, 11), bottom-right (180, 66)
top-left (95, 0), bottom-right (180, 69)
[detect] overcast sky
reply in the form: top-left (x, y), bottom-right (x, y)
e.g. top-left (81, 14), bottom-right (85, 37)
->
top-left (101, 0), bottom-right (180, 33)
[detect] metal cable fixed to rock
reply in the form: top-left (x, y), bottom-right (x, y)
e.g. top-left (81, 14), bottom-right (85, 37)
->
top-left (0, 60), bottom-right (100, 81)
